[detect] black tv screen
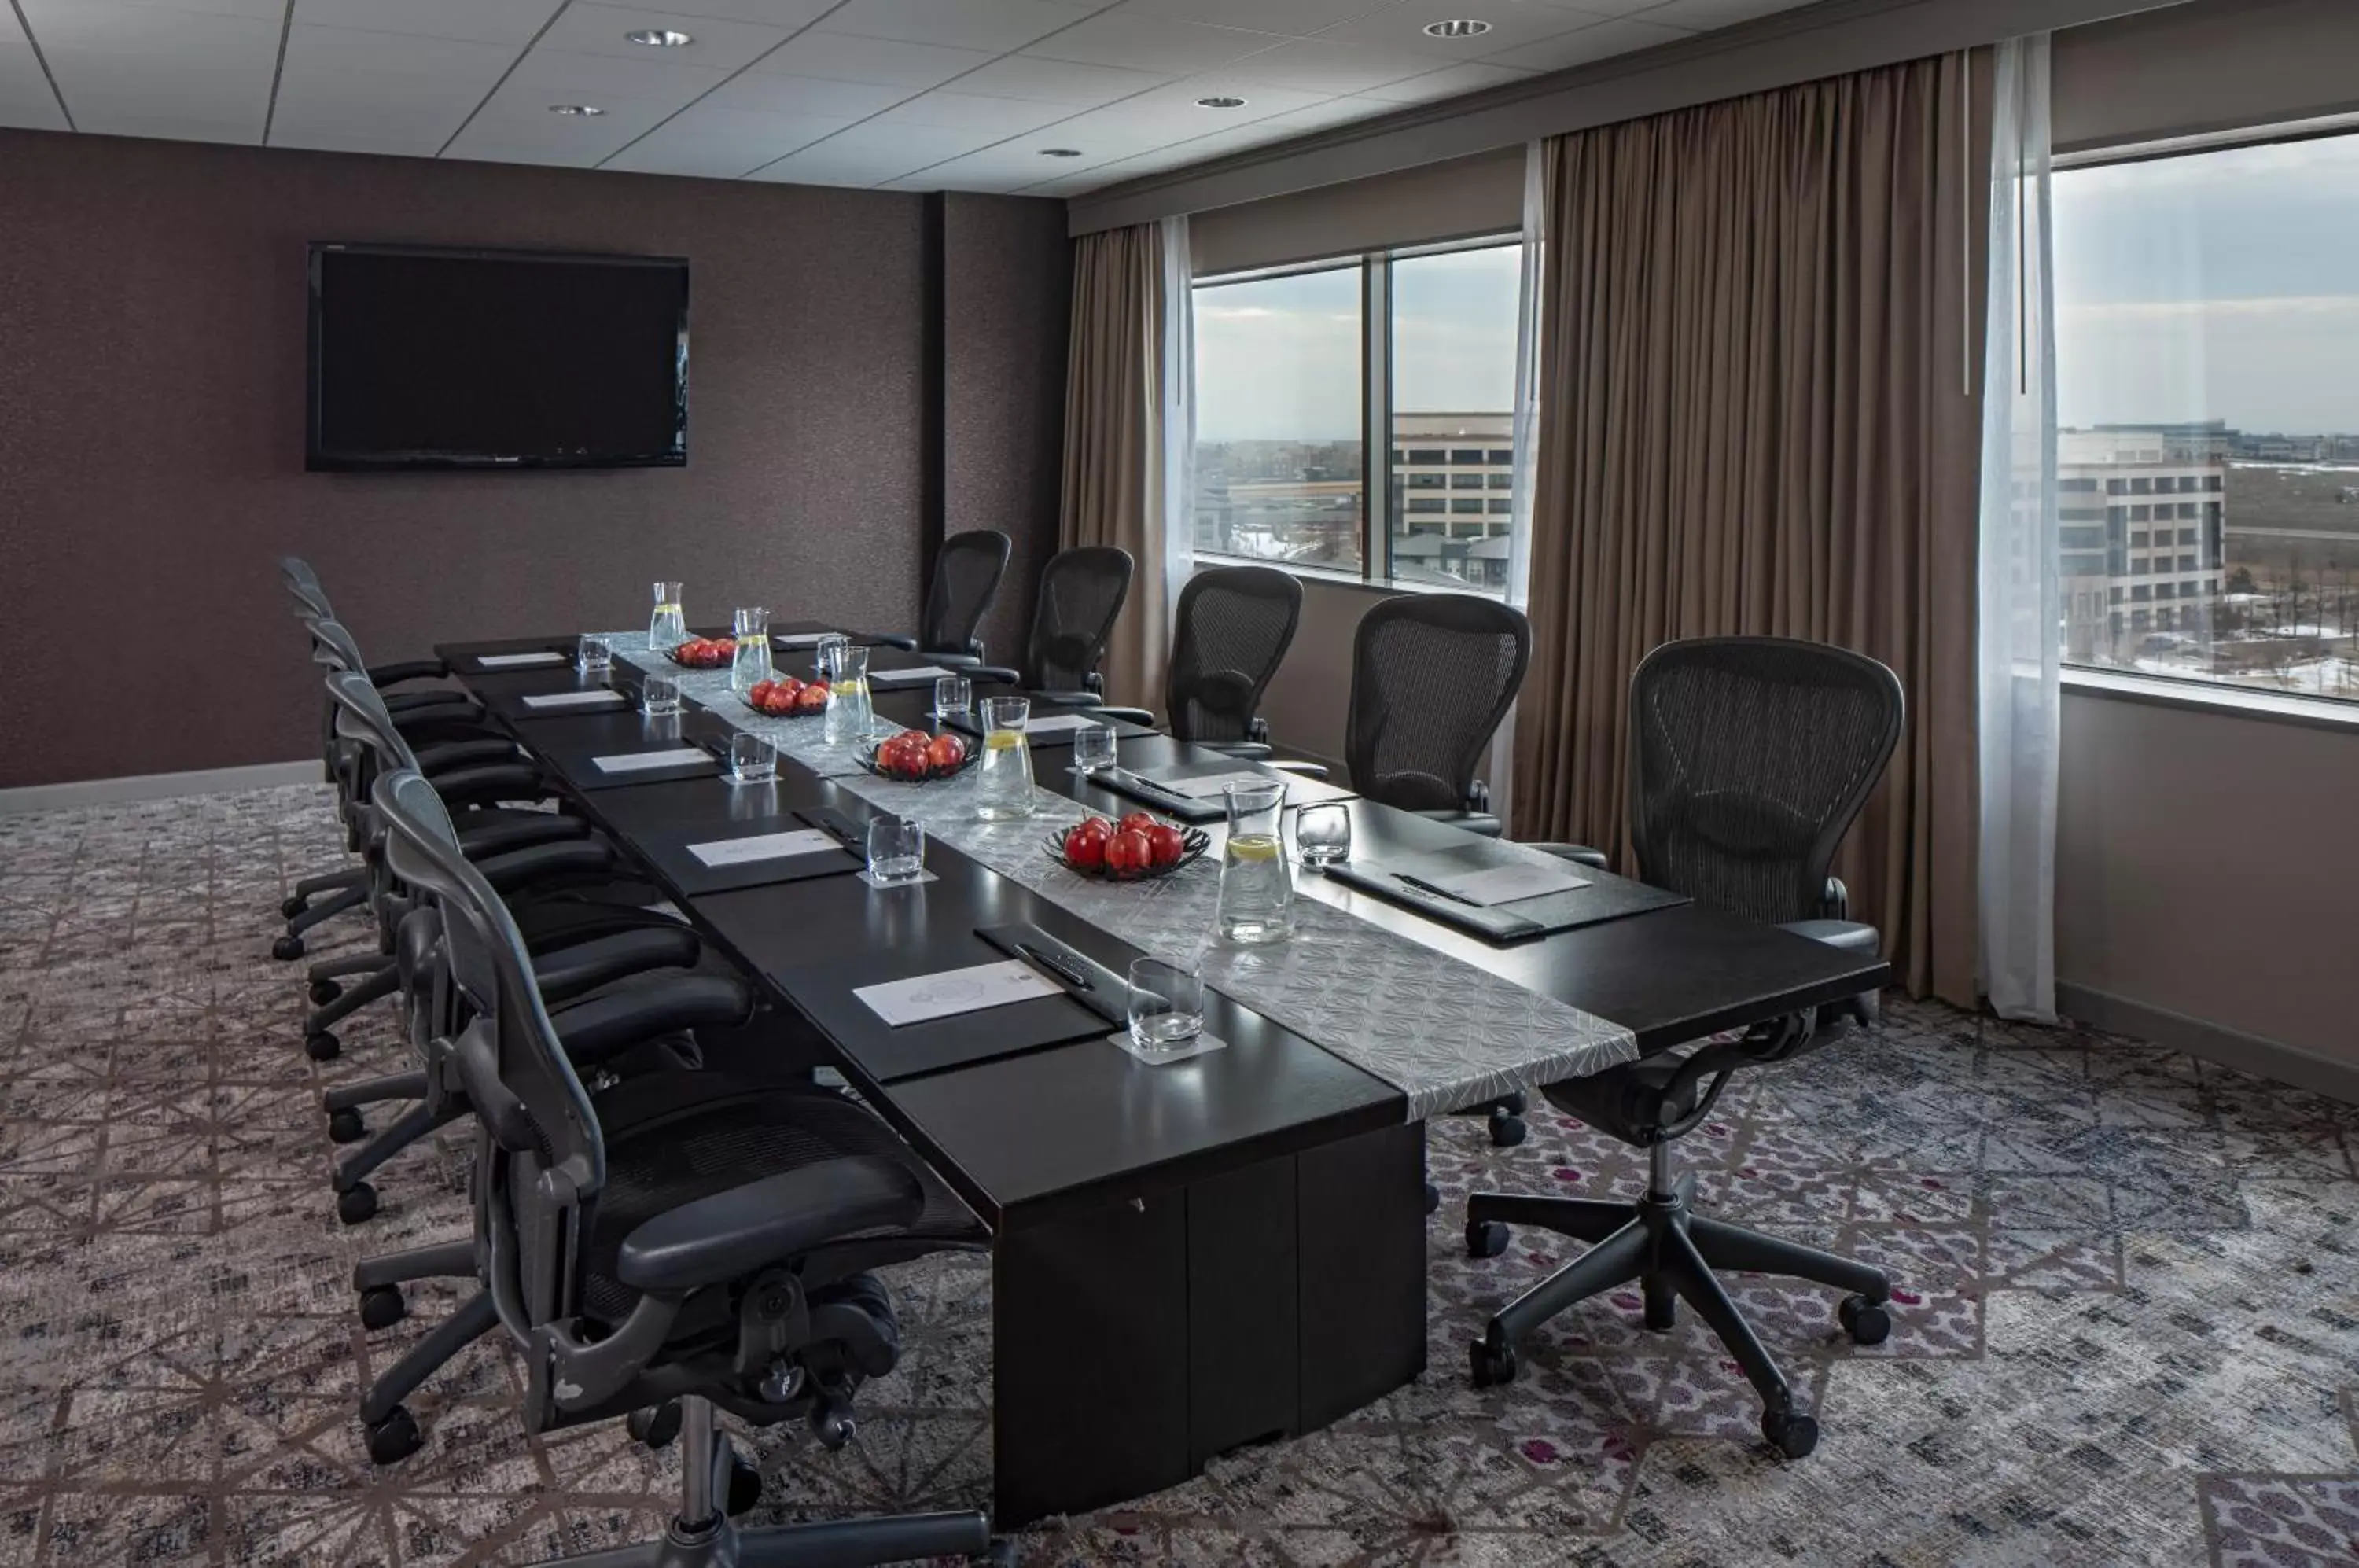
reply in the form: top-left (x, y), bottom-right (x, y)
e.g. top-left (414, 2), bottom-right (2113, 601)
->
top-left (307, 243), bottom-right (688, 470)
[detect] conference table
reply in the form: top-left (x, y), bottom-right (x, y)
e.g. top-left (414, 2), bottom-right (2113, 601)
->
top-left (436, 623), bottom-right (1887, 1527)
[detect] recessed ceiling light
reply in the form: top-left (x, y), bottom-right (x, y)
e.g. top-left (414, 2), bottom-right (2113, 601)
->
top-left (1422, 18), bottom-right (1492, 38)
top-left (624, 28), bottom-right (694, 47)
top-left (548, 103), bottom-right (605, 116)
top-left (1040, 147), bottom-right (1084, 157)
top-left (1195, 95), bottom-right (1247, 109)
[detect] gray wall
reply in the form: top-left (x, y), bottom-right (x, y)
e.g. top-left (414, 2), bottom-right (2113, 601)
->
top-left (0, 130), bottom-right (1065, 787)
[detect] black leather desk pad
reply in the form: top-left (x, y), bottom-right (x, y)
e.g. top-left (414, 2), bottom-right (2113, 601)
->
top-left (525, 711), bottom-right (732, 791)
top-left (632, 804), bottom-right (866, 896)
top-left (1091, 760), bottom-right (1301, 823)
top-left (446, 638), bottom-right (587, 676)
top-left (942, 711), bottom-right (1161, 751)
top-left (1324, 843), bottom-right (1690, 944)
top-left (777, 939), bottom-right (1117, 1084)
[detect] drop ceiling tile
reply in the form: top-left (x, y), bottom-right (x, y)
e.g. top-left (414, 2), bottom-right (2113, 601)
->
top-left (980, 105), bottom-right (1193, 160)
top-left (23, 2), bottom-right (278, 142)
top-left (705, 72), bottom-right (913, 119)
top-left (504, 45), bottom-right (734, 101)
top-left (270, 24), bottom-right (515, 149)
top-left (1481, 15), bottom-right (1687, 70)
top-left (0, 42), bottom-right (69, 131)
top-left (624, 98), bottom-right (853, 151)
top-left (290, 0), bottom-right (563, 45)
top-left (1636, 0), bottom-right (1809, 26)
top-left (751, 30), bottom-right (992, 88)
top-left (1022, 11), bottom-right (1285, 72)
top-left (743, 139), bottom-right (935, 184)
top-left (1209, 37), bottom-right (1439, 95)
top-left (270, 126), bottom-right (451, 155)
top-left (948, 53), bottom-right (1171, 106)
top-left (820, 0), bottom-right (1105, 54)
top-left (443, 137), bottom-right (609, 167)
top-left (1312, 0), bottom-right (1594, 55)
top-left (657, 0), bottom-right (838, 24)
top-left (536, 3), bottom-right (791, 70)
top-left (1113, 0), bottom-right (1404, 35)
top-left (1354, 58), bottom-right (1534, 102)
top-left (1110, 74), bottom-right (1331, 119)
top-left (867, 90), bottom-right (1075, 134)
top-left (822, 118), bottom-right (1020, 160)
top-left (48, 0), bottom-right (283, 17)
top-left (604, 118), bottom-right (841, 175)
top-left (1246, 92), bottom-right (1399, 134)
top-left (459, 81), bottom-right (682, 149)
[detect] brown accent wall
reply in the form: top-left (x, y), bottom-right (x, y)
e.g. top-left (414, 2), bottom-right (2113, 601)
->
top-left (0, 129), bottom-right (1065, 787)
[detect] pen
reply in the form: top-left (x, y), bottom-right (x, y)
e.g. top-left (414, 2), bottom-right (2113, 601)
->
top-left (1016, 942), bottom-right (1092, 991)
top-left (1396, 872), bottom-right (1484, 908)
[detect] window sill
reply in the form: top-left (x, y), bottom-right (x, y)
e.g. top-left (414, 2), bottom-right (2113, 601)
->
top-left (1188, 555), bottom-right (1503, 599)
top-left (2061, 666), bottom-right (2359, 736)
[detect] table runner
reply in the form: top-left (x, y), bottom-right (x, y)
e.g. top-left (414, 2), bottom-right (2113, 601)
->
top-left (598, 634), bottom-right (1636, 1117)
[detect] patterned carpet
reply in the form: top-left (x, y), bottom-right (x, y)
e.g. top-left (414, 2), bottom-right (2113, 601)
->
top-left (2, 785), bottom-right (2356, 1567)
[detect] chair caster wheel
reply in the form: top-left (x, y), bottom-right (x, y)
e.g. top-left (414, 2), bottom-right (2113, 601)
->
top-left (1838, 1294), bottom-right (1890, 1346)
top-left (1469, 1335), bottom-right (1518, 1388)
top-left (1761, 1408), bottom-right (1818, 1459)
top-left (1466, 1220), bottom-right (1509, 1258)
top-left (281, 895), bottom-right (307, 919)
top-left (272, 936), bottom-right (306, 962)
top-left (627, 1401), bottom-right (680, 1450)
top-left (305, 1031), bottom-right (340, 1062)
top-left (1643, 1287), bottom-right (1676, 1332)
top-left (337, 1183), bottom-right (377, 1225)
top-left (724, 1454), bottom-right (762, 1517)
top-left (327, 1108), bottom-right (366, 1144)
top-left (1422, 1182), bottom-right (1441, 1217)
top-left (366, 1405), bottom-right (421, 1465)
top-left (972, 1541), bottom-right (1021, 1567)
top-left (1487, 1110), bottom-right (1527, 1147)
top-left (358, 1285), bottom-right (405, 1331)
top-left (308, 978), bottom-right (343, 1007)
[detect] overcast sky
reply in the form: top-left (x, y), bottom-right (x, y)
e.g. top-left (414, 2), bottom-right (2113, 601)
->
top-left (1193, 243), bottom-right (1520, 444)
top-left (2055, 130), bottom-right (2359, 435)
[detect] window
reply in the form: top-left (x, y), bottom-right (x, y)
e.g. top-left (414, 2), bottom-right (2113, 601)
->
top-left (1191, 263), bottom-right (1364, 572)
top-left (1404, 447), bottom-right (1446, 464)
top-left (2055, 127), bottom-right (2359, 703)
top-left (1449, 473), bottom-right (1485, 490)
top-left (1389, 241), bottom-right (1524, 591)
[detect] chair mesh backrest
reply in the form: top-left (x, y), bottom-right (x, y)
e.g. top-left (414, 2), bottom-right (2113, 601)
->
top-left (1028, 546), bottom-right (1133, 690)
top-left (1627, 637), bottom-right (1904, 924)
top-left (1166, 566), bottom-right (1301, 744)
top-left (922, 531), bottom-right (1011, 655)
top-left (377, 769), bottom-right (604, 1329)
top-left (1346, 595), bottom-right (1530, 812)
top-left (326, 669), bottom-right (421, 776)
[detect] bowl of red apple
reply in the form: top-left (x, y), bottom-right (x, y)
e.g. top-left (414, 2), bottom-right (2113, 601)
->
top-left (856, 727), bottom-right (975, 782)
top-left (742, 676), bottom-right (830, 718)
top-left (666, 635), bottom-right (737, 669)
top-left (1047, 812), bottom-right (1206, 882)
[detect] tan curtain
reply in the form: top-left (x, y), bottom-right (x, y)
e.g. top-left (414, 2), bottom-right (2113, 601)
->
top-left (1058, 223), bottom-right (1167, 712)
top-left (1512, 52), bottom-right (1985, 1005)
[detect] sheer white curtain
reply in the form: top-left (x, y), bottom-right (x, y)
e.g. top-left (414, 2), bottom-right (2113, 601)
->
top-left (1978, 34), bottom-right (2060, 1022)
top-left (1157, 215), bottom-right (1195, 679)
top-left (1486, 142), bottom-right (1548, 828)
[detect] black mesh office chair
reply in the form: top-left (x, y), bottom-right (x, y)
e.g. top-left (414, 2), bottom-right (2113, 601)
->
top-left (1090, 565), bottom-right (1301, 752)
top-left (1343, 594), bottom-right (1529, 837)
top-left (374, 770), bottom-right (1008, 1566)
top-left (1464, 636), bottom-right (1905, 1460)
top-left (874, 529), bottom-right (1011, 664)
top-left (970, 544), bottom-right (1133, 703)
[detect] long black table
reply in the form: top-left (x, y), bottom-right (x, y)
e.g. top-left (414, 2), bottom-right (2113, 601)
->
top-left (438, 626), bottom-right (1887, 1526)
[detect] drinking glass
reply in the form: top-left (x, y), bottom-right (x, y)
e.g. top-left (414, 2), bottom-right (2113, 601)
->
top-left (932, 674), bottom-right (973, 723)
top-left (577, 634), bottom-right (613, 677)
top-left (1069, 723), bottom-right (1117, 777)
top-left (974, 695), bottom-right (1036, 821)
top-left (649, 581), bottom-right (686, 652)
top-left (730, 606), bottom-right (773, 694)
top-left (642, 672), bottom-right (683, 716)
top-left (821, 646), bottom-right (874, 746)
top-left (726, 733), bottom-right (776, 786)
top-left (1295, 801), bottom-right (1351, 867)
top-left (1126, 957), bottom-right (1205, 1055)
top-left (865, 815), bottom-right (926, 884)
top-left (1217, 778), bottom-right (1294, 944)
top-left (811, 632), bottom-right (850, 681)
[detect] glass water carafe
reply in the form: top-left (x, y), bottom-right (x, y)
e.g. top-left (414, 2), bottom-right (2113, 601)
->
top-left (973, 695), bottom-right (1036, 821)
top-left (821, 643), bottom-right (874, 746)
top-left (1217, 778), bottom-right (1294, 944)
top-left (731, 606), bottom-right (773, 694)
top-left (649, 580), bottom-right (686, 652)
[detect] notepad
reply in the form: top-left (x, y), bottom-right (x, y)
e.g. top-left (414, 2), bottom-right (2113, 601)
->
top-left (853, 960), bottom-right (1062, 1028)
top-left (867, 664), bottom-right (957, 689)
top-left (477, 651), bottom-right (566, 668)
top-left (520, 690), bottom-right (627, 710)
top-left (773, 631), bottom-right (835, 648)
top-left (686, 829), bottom-right (839, 868)
top-left (1024, 713), bottom-right (1098, 736)
top-left (1418, 860), bottom-right (1592, 907)
top-left (1140, 768), bottom-right (1272, 801)
top-left (591, 746), bottom-right (711, 774)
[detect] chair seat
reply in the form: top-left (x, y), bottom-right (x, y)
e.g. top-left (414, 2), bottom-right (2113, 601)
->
top-left (580, 1073), bottom-right (984, 1324)
top-left (1540, 1052), bottom-right (1706, 1145)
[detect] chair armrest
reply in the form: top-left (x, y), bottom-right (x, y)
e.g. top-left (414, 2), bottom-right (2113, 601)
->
top-left (368, 658), bottom-right (449, 686)
top-left (1206, 742), bottom-right (1272, 762)
top-left (1824, 876), bottom-right (1850, 920)
top-left (1525, 843), bottom-right (1610, 869)
top-left (1088, 705), bottom-right (1156, 727)
top-left (1029, 689), bottom-right (1103, 709)
top-left (431, 764), bottom-right (554, 808)
top-left (1266, 760), bottom-right (1331, 781)
top-left (967, 664), bottom-right (1023, 686)
top-left (454, 813), bottom-right (588, 859)
top-left (417, 738), bottom-right (526, 775)
top-left (1779, 918), bottom-right (1880, 955)
top-left (1413, 809), bottom-right (1503, 839)
top-left (1248, 716), bottom-right (1271, 745)
top-left (1467, 778), bottom-right (1492, 813)
top-left (532, 926), bottom-right (701, 1009)
top-left (549, 972), bottom-right (752, 1067)
top-left (616, 1158), bottom-right (924, 1294)
top-left (472, 839), bottom-right (613, 894)
top-left (868, 633), bottom-right (918, 652)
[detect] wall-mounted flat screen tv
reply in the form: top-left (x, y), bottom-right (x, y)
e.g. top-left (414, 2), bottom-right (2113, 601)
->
top-left (307, 242), bottom-right (688, 471)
